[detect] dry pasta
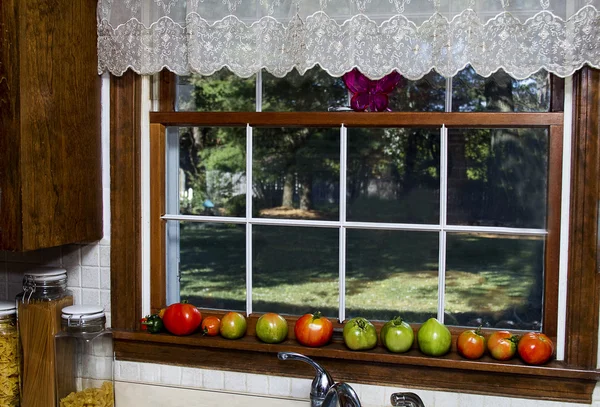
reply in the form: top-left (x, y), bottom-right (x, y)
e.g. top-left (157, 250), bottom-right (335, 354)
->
top-left (0, 329), bottom-right (19, 406)
top-left (59, 381), bottom-right (113, 407)
top-left (19, 296), bottom-right (73, 407)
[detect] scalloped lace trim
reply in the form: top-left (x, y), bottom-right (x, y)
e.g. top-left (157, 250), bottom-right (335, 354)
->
top-left (98, 6), bottom-right (600, 79)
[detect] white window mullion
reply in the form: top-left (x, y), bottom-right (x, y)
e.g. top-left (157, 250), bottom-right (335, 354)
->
top-left (445, 77), bottom-right (453, 113)
top-left (256, 71), bottom-right (262, 112)
top-left (556, 75), bottom-right (573, 361)
top-left (339, 124), bottom-right (348, 323)
top-left (437, 124), bottom-right (449, 323)
top-left (246, 124), bottom-right (254, 315)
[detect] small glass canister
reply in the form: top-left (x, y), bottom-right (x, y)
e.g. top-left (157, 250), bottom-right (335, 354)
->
top-left (16, 267), bottom-right (73, 407)
top-left (55, 305), bottom-right (114, 407)
top-left (0, 301), bottom-right (20, 406)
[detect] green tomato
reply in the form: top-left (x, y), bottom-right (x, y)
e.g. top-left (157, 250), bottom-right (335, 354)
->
top-left (342, 317), bottom-right (377, 351)
top-left (220, 311), bottom-right (247, 339)
top-left (256, 312), bottom-right (288, 344)
top-left (380, 316), bottom-right (414, 353)
top-left (417, 318), bottom-right (452, 356)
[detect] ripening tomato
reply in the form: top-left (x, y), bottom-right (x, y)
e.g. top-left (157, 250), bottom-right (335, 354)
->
top-left (457, 327), bottom-right (486, 360)
top-left (517, 332), bottom-right (554, 365)
top-left (220, 311), bottom-right (247, 339)
top-left (487, 330), bottom-right (518, 361)
top-left (256, 313), bottom-right (288, 344)
top-left (201, 316), bottom-right (221, 336)
top-left (162, 302), bottom-right (202, 336)
top-left (294, 311), bottom-right (333, 347)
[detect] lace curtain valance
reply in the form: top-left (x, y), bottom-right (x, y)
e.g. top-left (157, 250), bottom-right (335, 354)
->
top-left (97, 0), bottom-right (600, 79)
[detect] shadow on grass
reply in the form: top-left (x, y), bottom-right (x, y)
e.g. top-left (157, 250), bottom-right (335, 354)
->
top-left (178, 222), bottom-right (544, 328)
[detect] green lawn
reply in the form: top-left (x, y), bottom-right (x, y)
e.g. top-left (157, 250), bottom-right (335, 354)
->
top-left (179, 222), bottom-right (544, 328)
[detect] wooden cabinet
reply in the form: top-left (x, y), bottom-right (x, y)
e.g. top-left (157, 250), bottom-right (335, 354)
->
top-left (0, 0), bottom-right (102, 251)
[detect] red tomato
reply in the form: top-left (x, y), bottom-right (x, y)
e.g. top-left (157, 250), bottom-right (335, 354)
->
top-left (294, 311), bottom-right (333, 347)
top-left (162, 302), bottom-right (202, 336)
top-left (201, 316), bottom-right (221, 336)
top-left (518, 332), bottom-right (554, 365)
top-left (457, 328), bottom-right (486, 360)
top-left (487, 330), bottom-right (518, 361)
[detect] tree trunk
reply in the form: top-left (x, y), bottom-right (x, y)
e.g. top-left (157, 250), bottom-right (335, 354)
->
top-left (282, 168), bottom-right (295, 207)
top-left (299, 174), bottom-right (313, 211)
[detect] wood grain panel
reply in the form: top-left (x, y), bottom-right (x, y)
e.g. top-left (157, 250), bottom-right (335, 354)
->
top-left (19, 0), bottom-right (101, 250)
top-left (566, 67), bottom-right (600, 369)
top-left (110, 72), bottom-right (143, 330)
top-left (150, 112), bottom-right (564, 128)
top-left (543, 125), bottom-right (563, 337)
top-left (150, 124), bottom-right (167, 312)
top-left (0, 0), bottom-right (22, 249)
top-left (0, 0), bottom-right (101, 251)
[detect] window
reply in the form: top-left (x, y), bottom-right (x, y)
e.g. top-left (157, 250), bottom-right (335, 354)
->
top-left (110, 68), bottom-right (600, 404)
top-left (160, 67), bottom-right (558, 333)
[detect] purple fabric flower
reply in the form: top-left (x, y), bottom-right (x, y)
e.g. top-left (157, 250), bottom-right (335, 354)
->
top-left (342, 69), bottom-right (404, 112)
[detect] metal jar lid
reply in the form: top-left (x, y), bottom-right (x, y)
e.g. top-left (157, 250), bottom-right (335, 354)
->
top-left (0, 302), bottom-right (16, 317)
top-left (23, 267), bottom-right (67, 282)
top-left (61, 305), bottom-right (105, 322)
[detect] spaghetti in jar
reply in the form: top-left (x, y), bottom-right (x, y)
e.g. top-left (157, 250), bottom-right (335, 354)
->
top-left (16, 268), bottom-right (73, 407)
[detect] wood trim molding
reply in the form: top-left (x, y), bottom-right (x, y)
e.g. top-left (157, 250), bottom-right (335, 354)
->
top-left (149, 112), bottom-right (564, 128)
top-left (150, 124), bottom-right (167, 312)
top-left (110, 71), bottom-right (143, 330)
top-left (566, 67), bottom-right (600, 369)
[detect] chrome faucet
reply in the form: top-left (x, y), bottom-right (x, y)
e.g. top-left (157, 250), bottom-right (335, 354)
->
top-left (390, 392), bottom-right (425, 407)
top-left (277, 352), bottom-right (334, 407)
top-left (322, 382), bottom-right (362, 407)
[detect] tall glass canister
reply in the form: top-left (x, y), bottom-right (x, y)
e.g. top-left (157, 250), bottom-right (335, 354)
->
top-left (55, 305), bottom-right (114, 407)
top-left (16, 267), bottom-right (73, 407)
top-left (0, 301), bottom-right (20, 406)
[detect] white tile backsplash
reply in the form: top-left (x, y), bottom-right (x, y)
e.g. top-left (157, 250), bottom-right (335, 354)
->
top-left (203, 369), bottom-right (224, 390)
top-left (81, 244), bottom-right (100, 266)
top-left (82, 288), bottom-right (101, 305)
top-left (82, 266), bottom-right (100, 288)
top-left (224, 371), bottom-right (247, 392)
top-left (246, 373), bottom-right (269, 395)
top-left (267, 375), bottom-right (291, 397)
top-left (160, 365), bottom-right (182, 386)
top-left (181, 367), bottom-right (203, 388)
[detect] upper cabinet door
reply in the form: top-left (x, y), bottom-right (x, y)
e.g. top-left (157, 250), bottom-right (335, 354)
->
top-left (0, 0), bottom-right (102, 251)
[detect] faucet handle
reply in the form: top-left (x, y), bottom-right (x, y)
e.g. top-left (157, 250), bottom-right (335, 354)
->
top-left (390, 392), bottom-right (425, 407)
top-left (277, 352), bottom-right (334, 406)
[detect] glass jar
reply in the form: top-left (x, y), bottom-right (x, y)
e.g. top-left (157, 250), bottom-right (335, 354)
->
top-left (55, 305), bottom-right (114, 407)
top-left (16, 267), bottom-right (73, 407)
top-left (0, 301), bottom-right (20, 406)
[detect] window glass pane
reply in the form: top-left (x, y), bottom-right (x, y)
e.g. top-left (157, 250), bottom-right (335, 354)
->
top-left (388, 71), bottom-right (446, 112)
top-left (446, 128), bottom-right (548, 229)
top-left (253, 128), bottom-right (340, 221)
top-left (176, 69), bottom-right (255, 112)
top-left (174, 127), bottom-right (247, 217)
top-left (177, 222), bottom-right (246, 311)
top-left (347, 128), bottom-right (440, 224)
top-left (452, 67), bottom-right (551, 112)
top-left (346, 230), bottom-right (439, 323)
top-left (262, 67), bottom-right (348, 111)
top-left (252, 226), bottom-right (339, 316)
top-left (444, 233), bottom-right (544, 330)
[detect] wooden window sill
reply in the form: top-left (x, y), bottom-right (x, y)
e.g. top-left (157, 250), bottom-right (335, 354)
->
top-left (113, 329), bottom-right (599, 404)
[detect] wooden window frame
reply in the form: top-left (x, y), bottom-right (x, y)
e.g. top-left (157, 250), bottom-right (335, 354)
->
top-left (110, 69), bottom-right (600, 403)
